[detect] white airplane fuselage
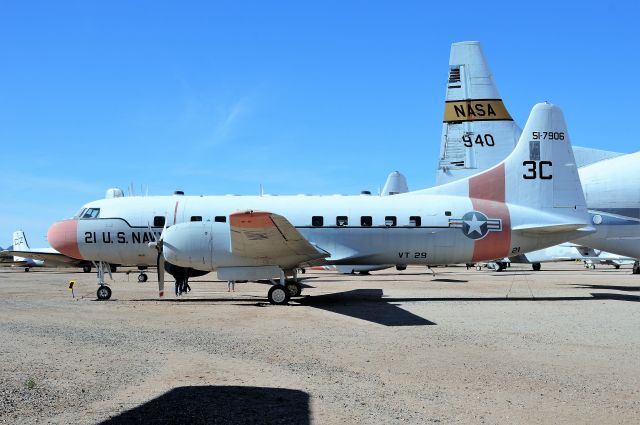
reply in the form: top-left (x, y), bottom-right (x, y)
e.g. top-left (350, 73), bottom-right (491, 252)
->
top-left (48, 193), bottom-right (587, 271)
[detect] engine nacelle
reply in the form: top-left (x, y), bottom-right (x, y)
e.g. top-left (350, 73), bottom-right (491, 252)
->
top-left (163, 222), bottom-right (213, 270)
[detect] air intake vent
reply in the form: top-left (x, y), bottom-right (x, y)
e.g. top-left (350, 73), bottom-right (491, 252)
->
top-left (448, 67), bottom-right (461, 83)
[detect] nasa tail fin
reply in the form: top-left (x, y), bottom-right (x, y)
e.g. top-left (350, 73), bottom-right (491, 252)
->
top-left (437, 41), bottom-right (522, 185)
top-left (12, 230), bottom-right (31, 263)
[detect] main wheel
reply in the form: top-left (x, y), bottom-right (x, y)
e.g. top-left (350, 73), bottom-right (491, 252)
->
top-left (285, 281), bottom-right (302, 297)
top-left (97, 286), bottom-right (112, 301)
top-left (614, 264), bottom-right (620, 269)
top-left (268, 285), bottom-right (290, 305)
top-left (496, 262), bottom-right (505, 272)
top-left (82, 264), bottom-right (92, 273)
top-left (532, 263), bottom-right (541, 271)
top-left (24, 267), bottom-right (30, 272)
top-left (138, 273), bottom-right (148, 283)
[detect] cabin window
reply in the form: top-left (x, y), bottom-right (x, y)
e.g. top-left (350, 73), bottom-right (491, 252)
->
top-left (153, 216), bottom-right (165, 227)
top-left (81, 208), bottom-right (100, 219)
top-left (215, 216), bottom-right (227, 223)
top-left (360, 216), bottom-right (372, 227)
top-left (409, 216), bottom-right (421, 227)
top-left (336, 216), bottom-right (348, 227)
top-left (445, 211), bottom-right (452, 217)
top-left (190, 216), bottom-right (202, 222)
top-left (312, 216), bottom-right (324, 227)
top-left (385, 216), bottom-right (397, 227)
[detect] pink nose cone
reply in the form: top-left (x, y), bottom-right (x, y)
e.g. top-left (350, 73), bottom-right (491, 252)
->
top-left (47, 220), bottom-right (83, 259)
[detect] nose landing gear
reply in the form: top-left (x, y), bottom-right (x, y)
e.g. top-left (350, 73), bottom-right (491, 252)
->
top-left (97, 285), bottom-right (112, 300)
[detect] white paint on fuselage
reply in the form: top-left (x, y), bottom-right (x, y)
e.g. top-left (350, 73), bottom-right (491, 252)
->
top-left (73, 193), bottom-right (587, 270)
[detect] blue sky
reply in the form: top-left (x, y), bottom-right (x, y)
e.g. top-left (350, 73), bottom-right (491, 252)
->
top-left (1, 1), bottom-right (638, 247)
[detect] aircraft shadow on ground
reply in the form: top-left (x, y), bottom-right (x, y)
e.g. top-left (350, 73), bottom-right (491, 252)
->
top-left (99, 385), bottom-right (310, 425)
top-left (572, 284), bottom-right (640, 292)
top-left (295, 289), bottom-right (640, 326)
top-left (296, 289), bottom-right (437, 327)
top-left (127, 288), bottom-right (639, 327)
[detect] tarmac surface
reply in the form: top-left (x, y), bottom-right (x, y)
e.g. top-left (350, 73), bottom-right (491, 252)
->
top-left (0, 263), bottom-right (638, 424)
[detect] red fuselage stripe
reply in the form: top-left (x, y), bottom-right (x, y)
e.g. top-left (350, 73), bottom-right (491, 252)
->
top-left (469, 163), bottom-right (511, 262)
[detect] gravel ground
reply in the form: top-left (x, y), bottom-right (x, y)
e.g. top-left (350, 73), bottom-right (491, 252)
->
top-left (0, 263), bottom-right (638, 424)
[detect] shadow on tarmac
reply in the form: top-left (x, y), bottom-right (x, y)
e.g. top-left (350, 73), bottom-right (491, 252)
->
top-left (573, 284), bottom-right (640, 292)
top-left (298, 289), bottom-right (437, 326)
top-left (126, 287), bottom-right (640, 327)
top-left (99, 385), bottom-right (310, 425)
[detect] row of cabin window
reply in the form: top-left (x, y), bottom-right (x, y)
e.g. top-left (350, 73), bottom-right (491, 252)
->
top-left (152, 216), bottom-right (227, 227)
top-left (311, 216), bottom-right (422, 227)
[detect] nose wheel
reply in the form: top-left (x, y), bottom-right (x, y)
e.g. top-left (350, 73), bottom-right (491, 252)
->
top-left (97, 285), bottom-right (112, 301)
top-left (137, 273), bottom-right (148, 283)
top-left (268, 285), bottom-right (290, 305)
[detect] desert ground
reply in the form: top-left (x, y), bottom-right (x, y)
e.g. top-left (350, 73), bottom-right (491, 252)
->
top-left (0, 263), bottom-right (638, 424)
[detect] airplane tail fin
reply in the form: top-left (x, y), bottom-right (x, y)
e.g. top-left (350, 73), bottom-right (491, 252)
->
top-left (13, 230), bottom-right (29, 250)
top-left (12, 230), bottom-right (30, 263)
top-left (437, 41), bottom-right (522, 185)
top-left (420, 102), bottom-right (589, 261)
top-left (423, 102), bottom-right (588, 221)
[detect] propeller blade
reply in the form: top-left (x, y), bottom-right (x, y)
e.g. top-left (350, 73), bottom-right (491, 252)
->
top-left (157, 251), bottom-right (165, 297)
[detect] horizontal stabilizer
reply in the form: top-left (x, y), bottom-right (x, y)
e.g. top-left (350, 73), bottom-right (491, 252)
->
top-left (512, 224), bottom-right (595, 235)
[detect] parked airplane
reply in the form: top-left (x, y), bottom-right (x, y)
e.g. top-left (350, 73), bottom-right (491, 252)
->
top-left (1, 230), bottom-right (94, 272)
top-left (436, 41), bottom-right (640, 274)
top-left (508, 243), bottom-right (634, 271)
top-left (48, 103), bottom-right (593, 304)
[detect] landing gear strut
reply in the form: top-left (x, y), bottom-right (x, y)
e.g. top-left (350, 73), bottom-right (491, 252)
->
top-left (267, 269), bottom-right (291, 305)
top-left (94, 261), bottom-right (113, 301)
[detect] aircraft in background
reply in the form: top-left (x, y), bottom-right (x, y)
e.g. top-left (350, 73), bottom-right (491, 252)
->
top-left (507, 243), bottom-right (634, 271)
top-left (0, 230), bottom-right (95, 272)
top-left (48, 103), bottom-right (594, 304)
top-left (435, 41), bottom-right (640, 274)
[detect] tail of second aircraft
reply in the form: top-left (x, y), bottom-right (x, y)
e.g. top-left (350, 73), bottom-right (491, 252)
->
top-left (12, 230), bottom-right (31, 262)
top-left (437, 41), bottom-right (522, 185)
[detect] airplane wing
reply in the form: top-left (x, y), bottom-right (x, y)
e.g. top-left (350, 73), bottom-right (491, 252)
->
top-left (230, 211), bottom-right (329, 265)
top-left (0, 250), bottom-right (82, 266)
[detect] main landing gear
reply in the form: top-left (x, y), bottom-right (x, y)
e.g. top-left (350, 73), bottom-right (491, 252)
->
top-left (532, 263), bottom-right (541, 271)
top-left (633, 261), bottom-right (640, 275)
top-left (266, 269), bottom-right (302, 305)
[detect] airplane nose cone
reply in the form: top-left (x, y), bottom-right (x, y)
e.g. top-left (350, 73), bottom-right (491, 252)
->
top-left (47, 220), bottom-right (83, 259)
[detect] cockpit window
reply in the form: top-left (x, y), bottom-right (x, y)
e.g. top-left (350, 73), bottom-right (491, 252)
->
top-left (74, 208), bottom-right (87, 219)
top-left (81, 208), bottom-right (100, 219)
